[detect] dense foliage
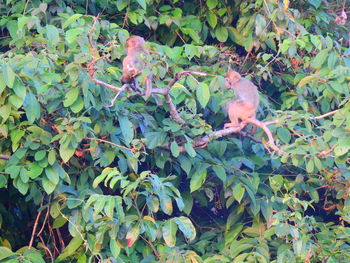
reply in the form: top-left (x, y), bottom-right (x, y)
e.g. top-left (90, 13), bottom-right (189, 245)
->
top-left (0, 0), bottom-right (350, 262)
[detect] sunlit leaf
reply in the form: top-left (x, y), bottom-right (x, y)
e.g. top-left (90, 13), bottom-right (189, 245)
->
top-left (162, 219), bottom-right (178, 247)
top-left (174, 216), bottom-right (196, 241)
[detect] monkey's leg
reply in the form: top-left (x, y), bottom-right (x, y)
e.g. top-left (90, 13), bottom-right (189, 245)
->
top-left (132, 78), bottom-right (143, 95)
top-left (250, 125), bottom-right (257, 135)
top-left (144, 73), bottom-right (153, 99)
top-left (224, 102), bottom-right (240, 129)
top-left (224, 117), bottom-right (239, 129)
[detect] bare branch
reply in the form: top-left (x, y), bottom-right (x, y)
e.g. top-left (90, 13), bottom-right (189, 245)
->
top-left (86, 137), bottom-right (136, 152)
top-left (312, 109), bottom-right (340, 120)
top-left (318, 145), bottom-right (336, 158)
top-left (29, 194), bottom-right (45, 248)
top-left (246, 119), bottom-right (284, 154)
top-left (0, 154), bottom-right (10, 160)
top-left (264, 109), bottom-right (341, 126)
top-left (88, 14), bottom-right (101, 58)
top-left (87, 57), bottom-right (126, 93)
top-left (165, 93), bottom-right (186, 125)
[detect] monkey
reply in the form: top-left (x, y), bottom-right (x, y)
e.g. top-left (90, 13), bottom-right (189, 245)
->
top-left (224, 71), bottom-right (259, 133)
top-left (121, 35), bottom-right (152, 99)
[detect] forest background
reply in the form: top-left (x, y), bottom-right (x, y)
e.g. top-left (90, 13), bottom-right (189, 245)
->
top-left (0, 0), bottom-right (350, 262)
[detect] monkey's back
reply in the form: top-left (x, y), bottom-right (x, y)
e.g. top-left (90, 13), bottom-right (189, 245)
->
top-left (121, 51), bottom-right (148, 82)
top-left (233, 78), bottom-right (259, 109)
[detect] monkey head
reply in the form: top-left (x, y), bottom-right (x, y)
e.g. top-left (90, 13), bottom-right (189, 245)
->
top-left (126, 36), bottom-right (145, 52)
top-left (225, 71), bottom-right (241, 88)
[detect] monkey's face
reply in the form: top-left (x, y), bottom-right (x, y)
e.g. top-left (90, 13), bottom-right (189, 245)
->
top-left (226, 71), bottom-right (241, 84)
top-left (126, 36), bottom-right (145, 49)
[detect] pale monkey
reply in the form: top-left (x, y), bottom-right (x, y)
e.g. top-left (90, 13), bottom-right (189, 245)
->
top-left (121, 35), bottom-right (152, 99)
top-left (224, 71), bottom-right (259, 132)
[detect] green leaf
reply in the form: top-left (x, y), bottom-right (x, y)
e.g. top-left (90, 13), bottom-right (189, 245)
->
top-left (206, 0), bottom-right (218, 9)
top-left (46, 25), bottom-right (59, 46)
top-left (56, 235), bottom-right (83, 261)
top-left (255, 14), bottom-right (266, 36)
top-left (311, 49), bottom-right (329, 69)
top-left (190, 168), bottom-right (207, 192)
top-left (185, 142), bottom-right (196, 158)
top-left (277, 127), bottom-right (291, 143)
top-left (136, 0), bottom-right (147, 9)
top-left (65, 28), bottom-right (84, 44)
top-left (18, 16), bottom-right (29, 30)
top-left (104, 196), bottom-right (115, 218)
top-left (70, 96), bottom-right (84, 113)
top-left (159, 193), bottom-right (173, 215)
top-left (212, 166), bottom-right (226, 183)
top-left (34, 150), bottom-right (46, 161)
top-left (174, 216), bottom-right (196, 241)
top-left (23, 249), bottom-right (45, 263)
top-left (162, 219), bottom-right (178, 247)
top-left (48, 150), bottom-right (56, 165)
top-left (232, 183), bottom-right (245, 203)
top-left (145, 131), bottom-right (167, 149)
top-left (62, 14), bottom-right (83, 29)
top-left (308, 0), bottom-right (321, 9)
top-left (308, 188), bottom-right (319, 203)
top-left (24, 92), bottom-right (41, 123)
top-left (16, 177), bottom-right (29, 195)
top-left (0, 73), bottom-right (5, 94)
top-left (227, 27), bottom-right (243, 46)
top-left (93, 170), bottom-right (109, 188)
top-left (147, 196), bottom-right (159, 213)
top-left (170, 141), bottom-right (180, 157)
top-left (119, 116), bottom-right (134, 145)
top-left (327, 52), bottom-right (338, 69)
top-left (306, 159), bottom-right (314, 173)
top-left (63, 87), bottom-right (79, 107)
top-left (42, 175), bottom-right (56, 194)
top-left (45, 167), bottom-right (59, 185)
top-left (215, 26), bottom-right (228, 42)
top-left (10, 129), bottom-right (25, 147)
top-left (3, 65), bottom-right (15, 89)
top-left (297, 76), bottom-right (318, 88)
top-left (126, 226), bottom-right (140, 247)
top-left (207, 11), bottom-right (217, 28)
top-left (0, 105), bottom-right (11, 123)
top-left (269, 174), bottom-right (283, 192)
top-left (110, 239), bottom-right (121, 258)
top-left (310, 35), bottom-right (321, 49)
top-left (0, 247), bottom-right (15, 260)
top-left (196, 83), bottom-right (210, 108)
top-left (117, 0), bottom-right (129, 10)
top-left (59, 140), bottom-right (75, 163)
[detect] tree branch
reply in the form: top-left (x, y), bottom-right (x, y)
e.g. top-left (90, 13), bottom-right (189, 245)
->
top-left (29, 194), bottom-right (45, 248)
top-left (0, 154), bottom-right (10, 160)
top-left (87, 57), bottom-right (126, 93)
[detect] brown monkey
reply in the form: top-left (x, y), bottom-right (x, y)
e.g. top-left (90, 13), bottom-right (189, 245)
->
top-left (224, 71), bottom-right (259, 132)
top-left (121, 35), bottom-right (152, 99)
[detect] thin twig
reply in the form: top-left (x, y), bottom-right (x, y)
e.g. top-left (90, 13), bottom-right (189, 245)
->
top-left (140, 235), bottom-right (160, 258)
top-left (318, 145), bottom-right (336, 158)
top-left (37, 204), bottom-right (50, 237)
top-left (87, 57), bottom-right (126, 93)
top-left (88, 14), bottom-right (101, 58)
top-left (48, 223), bottom-right (60, 255)
top-left (312, 109), bottom-right (340, 120)
top-left (29, 194), bottom-right (45, 248)
top-left (56, 228), bottom-right (66, 250)
top-left (38, 235), bottom-right (54, 263)
top-left (86, 137), bottom-right (136, 152)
